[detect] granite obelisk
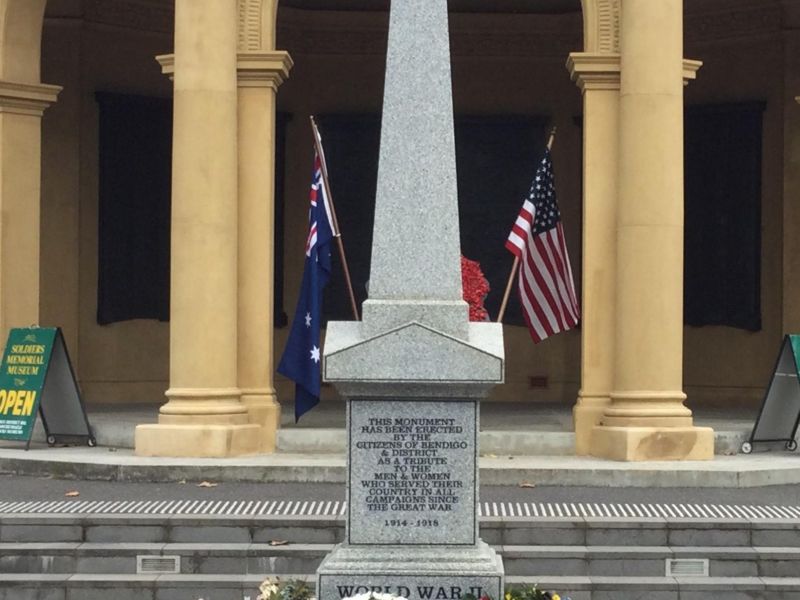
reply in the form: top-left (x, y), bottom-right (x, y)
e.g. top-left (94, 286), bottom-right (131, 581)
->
top-left (317, 1), bottom-right (505, 598)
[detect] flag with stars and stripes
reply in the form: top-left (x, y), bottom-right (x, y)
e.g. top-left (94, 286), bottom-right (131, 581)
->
top-left (505, 149), bottom-right (580, 343)
top-left (278, 150), bottom-right (334, 421)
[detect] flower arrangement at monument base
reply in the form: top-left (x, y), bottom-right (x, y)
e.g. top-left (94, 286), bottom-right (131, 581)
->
top-left (503, 587), bottom-right (568, 600)
top-left (256, 579), bottom-right (569, 600)
top-left (257, 584), bottom-right (408, 600)
top-left (343, 593), bottom-right (410, 600)
top-left (462, 587), bottom-right (568, 600)
top-left (257, 578), bottom-right (315, 600)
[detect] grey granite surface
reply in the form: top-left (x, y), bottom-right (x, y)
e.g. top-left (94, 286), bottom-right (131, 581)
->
top-left (321, 0), bottom-right (505, 390)
top-left (324, 322), bottom-right (504, 390)
top-left (317, 542), bottom-right (504, 600)
top-left (347, 400), bottom-right (478, 546)
top-left (368, 0), bottom-right (462, 306)
top-left (318, 1), bottom-right (505, 595)
top-left (361, 300), bottom-right (469, 341)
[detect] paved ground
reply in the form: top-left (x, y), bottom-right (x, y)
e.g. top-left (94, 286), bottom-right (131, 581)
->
top-left (2, 473), bottom-right (800, 506)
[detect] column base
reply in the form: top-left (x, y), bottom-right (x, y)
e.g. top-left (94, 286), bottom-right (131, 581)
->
top-left (573, 392), bottom-right (611, 456)
top-left (241, 390), bottom-right (281, 452)
top-left (590, 425), bottom-right (714, 461)
top-left (134, 423), bottom-right (262, 457)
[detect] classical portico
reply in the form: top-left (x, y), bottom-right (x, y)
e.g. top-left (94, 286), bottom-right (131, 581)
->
top-left (135, 0), bottom-right (292, 457)
top-left (4, 0), bottom-right (780, 461)
top-left (0, 0), bottom-right (60, 349)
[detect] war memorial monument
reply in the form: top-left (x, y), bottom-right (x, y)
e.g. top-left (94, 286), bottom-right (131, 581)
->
top-left (316, 1), bottom-right (506, 598)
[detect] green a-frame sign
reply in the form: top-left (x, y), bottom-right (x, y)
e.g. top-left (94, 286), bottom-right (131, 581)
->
top-left (0, 327), bottom-right (94, 449)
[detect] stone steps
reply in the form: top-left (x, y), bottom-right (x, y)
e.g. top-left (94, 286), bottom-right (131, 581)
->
top-left (7, 449), bottom-right (800, 488)
top-left (3, 514), bottom-right (800, 547)
top-left (1, 573), bottom-right (800, 600)
top-left (3, 541), bottom-right (800, 578)
top-left (2, 514), bottom-right (800, 599)
top-left (28, 421), bottom-right (749, 457)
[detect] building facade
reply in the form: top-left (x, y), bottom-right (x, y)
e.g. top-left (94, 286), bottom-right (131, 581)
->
top-left (0, 0), bottom-right (797, 459)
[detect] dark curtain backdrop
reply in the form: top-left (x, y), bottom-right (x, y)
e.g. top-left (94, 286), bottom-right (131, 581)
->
top-left (684, 102), bottom-right (764, 331)
top-left (96, 95), bottom-right (289, 326)
top-left (316, 114), bottom-right (547, 324)
top-left (96, 92), bottom-right (172, 324)
top-left (314, 115), bottom-right (381, 322)
top-left (96, 99), bottom-right (764, 332)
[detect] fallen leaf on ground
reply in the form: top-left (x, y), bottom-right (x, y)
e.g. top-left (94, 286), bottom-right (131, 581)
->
top-left (269, 540), bottom-right (288, 546)
top-left (65, 490), bottom-right (80, 497)
top-left (482, 453), bottom-right (498, 458)
top-left (177, 479), bottom-right (187, 485)
top-left (518, 481), bottom-right (536, 488)
top-left (196, 481), bottom-right (218, 488)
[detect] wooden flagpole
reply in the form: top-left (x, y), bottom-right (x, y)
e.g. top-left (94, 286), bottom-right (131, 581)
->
top-left (496, 126), bottom-right (557, 323)
top-left (310, 116), bottom-right (360, 321)
top-left (496, 257), bottom-right (520, 324)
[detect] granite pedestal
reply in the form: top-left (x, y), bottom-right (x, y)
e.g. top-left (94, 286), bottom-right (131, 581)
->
top-left (317, 1), bottom-right (505, 598)
top-left (317, 396), bottom-right (504, 600)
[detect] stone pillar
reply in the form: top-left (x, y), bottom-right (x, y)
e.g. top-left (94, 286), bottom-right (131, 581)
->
top-left (566, 54), bottom-right (620, 456)
top-left (591, 0), bottom-right (713, 461)
top-left (317, 2), bottom-right (504, 597)
top-left (135, 0), bottom-right (260, 458)
top-left (236, 52), bottom-right (293, 452)
top-left (0, 81), bottom-right (60, 341)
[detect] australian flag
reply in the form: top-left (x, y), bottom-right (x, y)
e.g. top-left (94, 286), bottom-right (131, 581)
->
top-left (278, 151), bottom-right (334, 422)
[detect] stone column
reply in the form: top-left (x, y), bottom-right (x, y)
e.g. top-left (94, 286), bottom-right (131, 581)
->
top-left (566, 54), bottom-right (620, 456)
top-left (591, 0), bottom-right (713, 461)
top-left (0, 81), bottom-right (60, 341)
top-left (236, 52), bottom-right (293, 452)
top-left (135, 0), bottom-right (260, 458)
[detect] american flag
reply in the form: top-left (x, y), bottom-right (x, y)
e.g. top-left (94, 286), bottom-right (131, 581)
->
top-left (277, 151), bottom-right (334, 421)
top-left (505, 149), bottom-right (580, 343)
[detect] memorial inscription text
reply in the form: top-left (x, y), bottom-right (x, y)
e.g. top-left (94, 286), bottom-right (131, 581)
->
top-left (348, 400), bottom-right (476, 545)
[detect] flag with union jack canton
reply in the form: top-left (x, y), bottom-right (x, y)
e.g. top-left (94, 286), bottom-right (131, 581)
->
top-left (505, 149), bottom-right (580, 343)
top-left (278, 151), bottom-right (334, 421)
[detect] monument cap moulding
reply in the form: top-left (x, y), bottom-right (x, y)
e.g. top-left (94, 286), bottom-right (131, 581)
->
top-left (318, 1), bottom-right (505, 599)
top-left (322, 0), bottom-right (505, 399)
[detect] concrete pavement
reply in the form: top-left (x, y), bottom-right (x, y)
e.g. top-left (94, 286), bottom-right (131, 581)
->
top-left (1, 444), bottom-right (799, 487)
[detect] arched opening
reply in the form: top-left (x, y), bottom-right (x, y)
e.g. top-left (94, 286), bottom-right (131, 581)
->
top-left (22, 0), bottom-right (768, 460)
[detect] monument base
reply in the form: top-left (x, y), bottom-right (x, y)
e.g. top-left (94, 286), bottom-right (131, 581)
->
top-left (591, 425), bottom-right (715, 461)
top-left (317, 541), bottom-right (504, 600)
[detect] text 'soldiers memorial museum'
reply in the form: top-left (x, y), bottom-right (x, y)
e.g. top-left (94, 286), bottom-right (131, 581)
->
top-left (0, 0), bottom-right (794, 460)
